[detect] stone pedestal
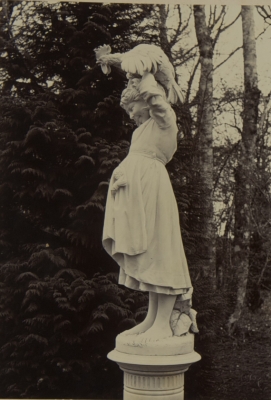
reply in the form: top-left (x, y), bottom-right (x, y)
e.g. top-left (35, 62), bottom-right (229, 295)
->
top-left (108, 350), bottom-right (201, 400)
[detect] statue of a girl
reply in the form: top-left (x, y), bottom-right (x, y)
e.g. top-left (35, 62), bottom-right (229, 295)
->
top-left (102, 72), bottom-right (194, 343)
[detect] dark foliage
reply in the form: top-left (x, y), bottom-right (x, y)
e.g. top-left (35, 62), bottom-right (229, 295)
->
top-left (0, 2), bottom-right (152, 397)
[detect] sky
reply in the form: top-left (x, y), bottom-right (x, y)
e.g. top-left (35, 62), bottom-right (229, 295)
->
top-left (156, 5), bottom-right (271, 144)
top-left (216, 6), bottom-right (271, 96)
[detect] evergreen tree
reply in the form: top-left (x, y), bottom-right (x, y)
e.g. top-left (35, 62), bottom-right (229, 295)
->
top-left (0, 2), bottom-right (153, 397)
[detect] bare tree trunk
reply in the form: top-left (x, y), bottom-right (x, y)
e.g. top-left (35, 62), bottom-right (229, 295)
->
top-left (227, 6), bottom-right (261, 333)
top-left (193, 5), bottom-right (216, 287)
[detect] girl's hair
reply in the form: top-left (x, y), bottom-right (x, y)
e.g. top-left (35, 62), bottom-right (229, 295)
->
top-left (120, 76), bottom-right (167, 111)
top-left (120, 88), bottom-right (141, 111)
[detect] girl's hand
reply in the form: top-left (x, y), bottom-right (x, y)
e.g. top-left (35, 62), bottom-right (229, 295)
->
top-left (139, 72), bottom-right (157, 90)
top-left (141, 71), bottom-right (154, 80)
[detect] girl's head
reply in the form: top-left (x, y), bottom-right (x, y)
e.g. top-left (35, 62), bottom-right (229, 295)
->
top-left (120, 76), bottom-right (167, 126)
top-left (120, 81), bottom-right (149, 126)
top-left (120, 78), bottom-right (143, 111)
top-left (124, 99), bottom-right (150, 127)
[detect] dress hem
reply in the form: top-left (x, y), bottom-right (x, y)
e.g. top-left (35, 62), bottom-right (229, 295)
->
top-left (119, 270), bottom-right (191, 295)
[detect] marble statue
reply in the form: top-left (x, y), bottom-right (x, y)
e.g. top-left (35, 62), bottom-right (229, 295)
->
top-left (97, 44), bottom-right (198, 352)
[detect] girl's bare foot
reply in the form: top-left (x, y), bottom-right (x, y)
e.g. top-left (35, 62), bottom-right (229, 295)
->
top-left (119, 292), bottom-right (158, 336)
top-left (119, 319), bottom-right (154, 336)
top-left (134, 324), bottom-right (173, 343)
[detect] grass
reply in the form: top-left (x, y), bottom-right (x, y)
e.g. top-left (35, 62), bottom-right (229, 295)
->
top-left (186, 291), bottom-right (271, 400)
top-left (91, 292), bottom-right (271, 400)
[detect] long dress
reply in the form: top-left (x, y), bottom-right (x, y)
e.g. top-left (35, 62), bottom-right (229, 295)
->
top-left (102, 76), bottom-right (192, 295)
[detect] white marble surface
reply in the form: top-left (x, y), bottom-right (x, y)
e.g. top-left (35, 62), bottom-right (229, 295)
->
top-left (108, 349), bottom-right (201, 367)
top-left (108, 350), bottom-right (201, 400)
top-left (115, 332), bottom-right (195, 356)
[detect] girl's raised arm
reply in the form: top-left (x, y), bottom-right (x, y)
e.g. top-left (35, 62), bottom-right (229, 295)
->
top-left (138, 72), bottom-right (177, 130)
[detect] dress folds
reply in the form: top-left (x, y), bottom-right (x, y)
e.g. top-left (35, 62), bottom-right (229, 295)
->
top-left (102, 75), bottom-right (192, 295)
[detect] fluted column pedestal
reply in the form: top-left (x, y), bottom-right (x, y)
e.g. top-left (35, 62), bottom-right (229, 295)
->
top-left (108, 350), bottom-right (201, 400)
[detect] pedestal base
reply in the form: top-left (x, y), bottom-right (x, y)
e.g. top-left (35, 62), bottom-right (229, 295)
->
top-left (116, 332), bottom-right (194, 356)
top-left (108, 350), bottom-right (201, 400)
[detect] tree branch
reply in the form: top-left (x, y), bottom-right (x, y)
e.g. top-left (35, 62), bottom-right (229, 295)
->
top-left (258, 91), bottom-right (271, 137)
top-left (256, 6), bottom-right (271, 23)
top-left (218, 11), bottom-right (241, 34)
top-left (257, 252), bottom-right (271, 286)
top-left (208, 5), bottom-right (212, 29)
top-left (225, 122), bottom-right (242, 135)
top-left (179, 6), bottom-right (193, 36)
top-left (173, 44), bottom-right (198, 63)
top-left (186, 57), bottom-right (200, 102)
top-left (214, 46), bottom-right (243, 71)
top-left (213, 8), bottom-right (227, 46)
top-left (214, 22), bottom-right (269, 72)
top-left (214, 5), bottom-right (226, 28)
top-left (169, 5), bottom-right (183, 47)
top-left (255, 23), bottom-right (271, 40)
top-left (170, 6), bottom-right (193, 49)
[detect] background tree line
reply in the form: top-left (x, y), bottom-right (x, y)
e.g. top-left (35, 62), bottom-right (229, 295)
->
top-left (0, 2), bottom-right (271, 399)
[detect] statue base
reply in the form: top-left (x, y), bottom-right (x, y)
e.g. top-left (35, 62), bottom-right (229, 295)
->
top-left (116, 332), bottom-right (194, 356)
top-left (108, 349), bottom-right (201, 400)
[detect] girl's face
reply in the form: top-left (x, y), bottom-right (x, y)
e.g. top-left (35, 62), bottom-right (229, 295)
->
top-left (126, 100), bottom-right (150, 126)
